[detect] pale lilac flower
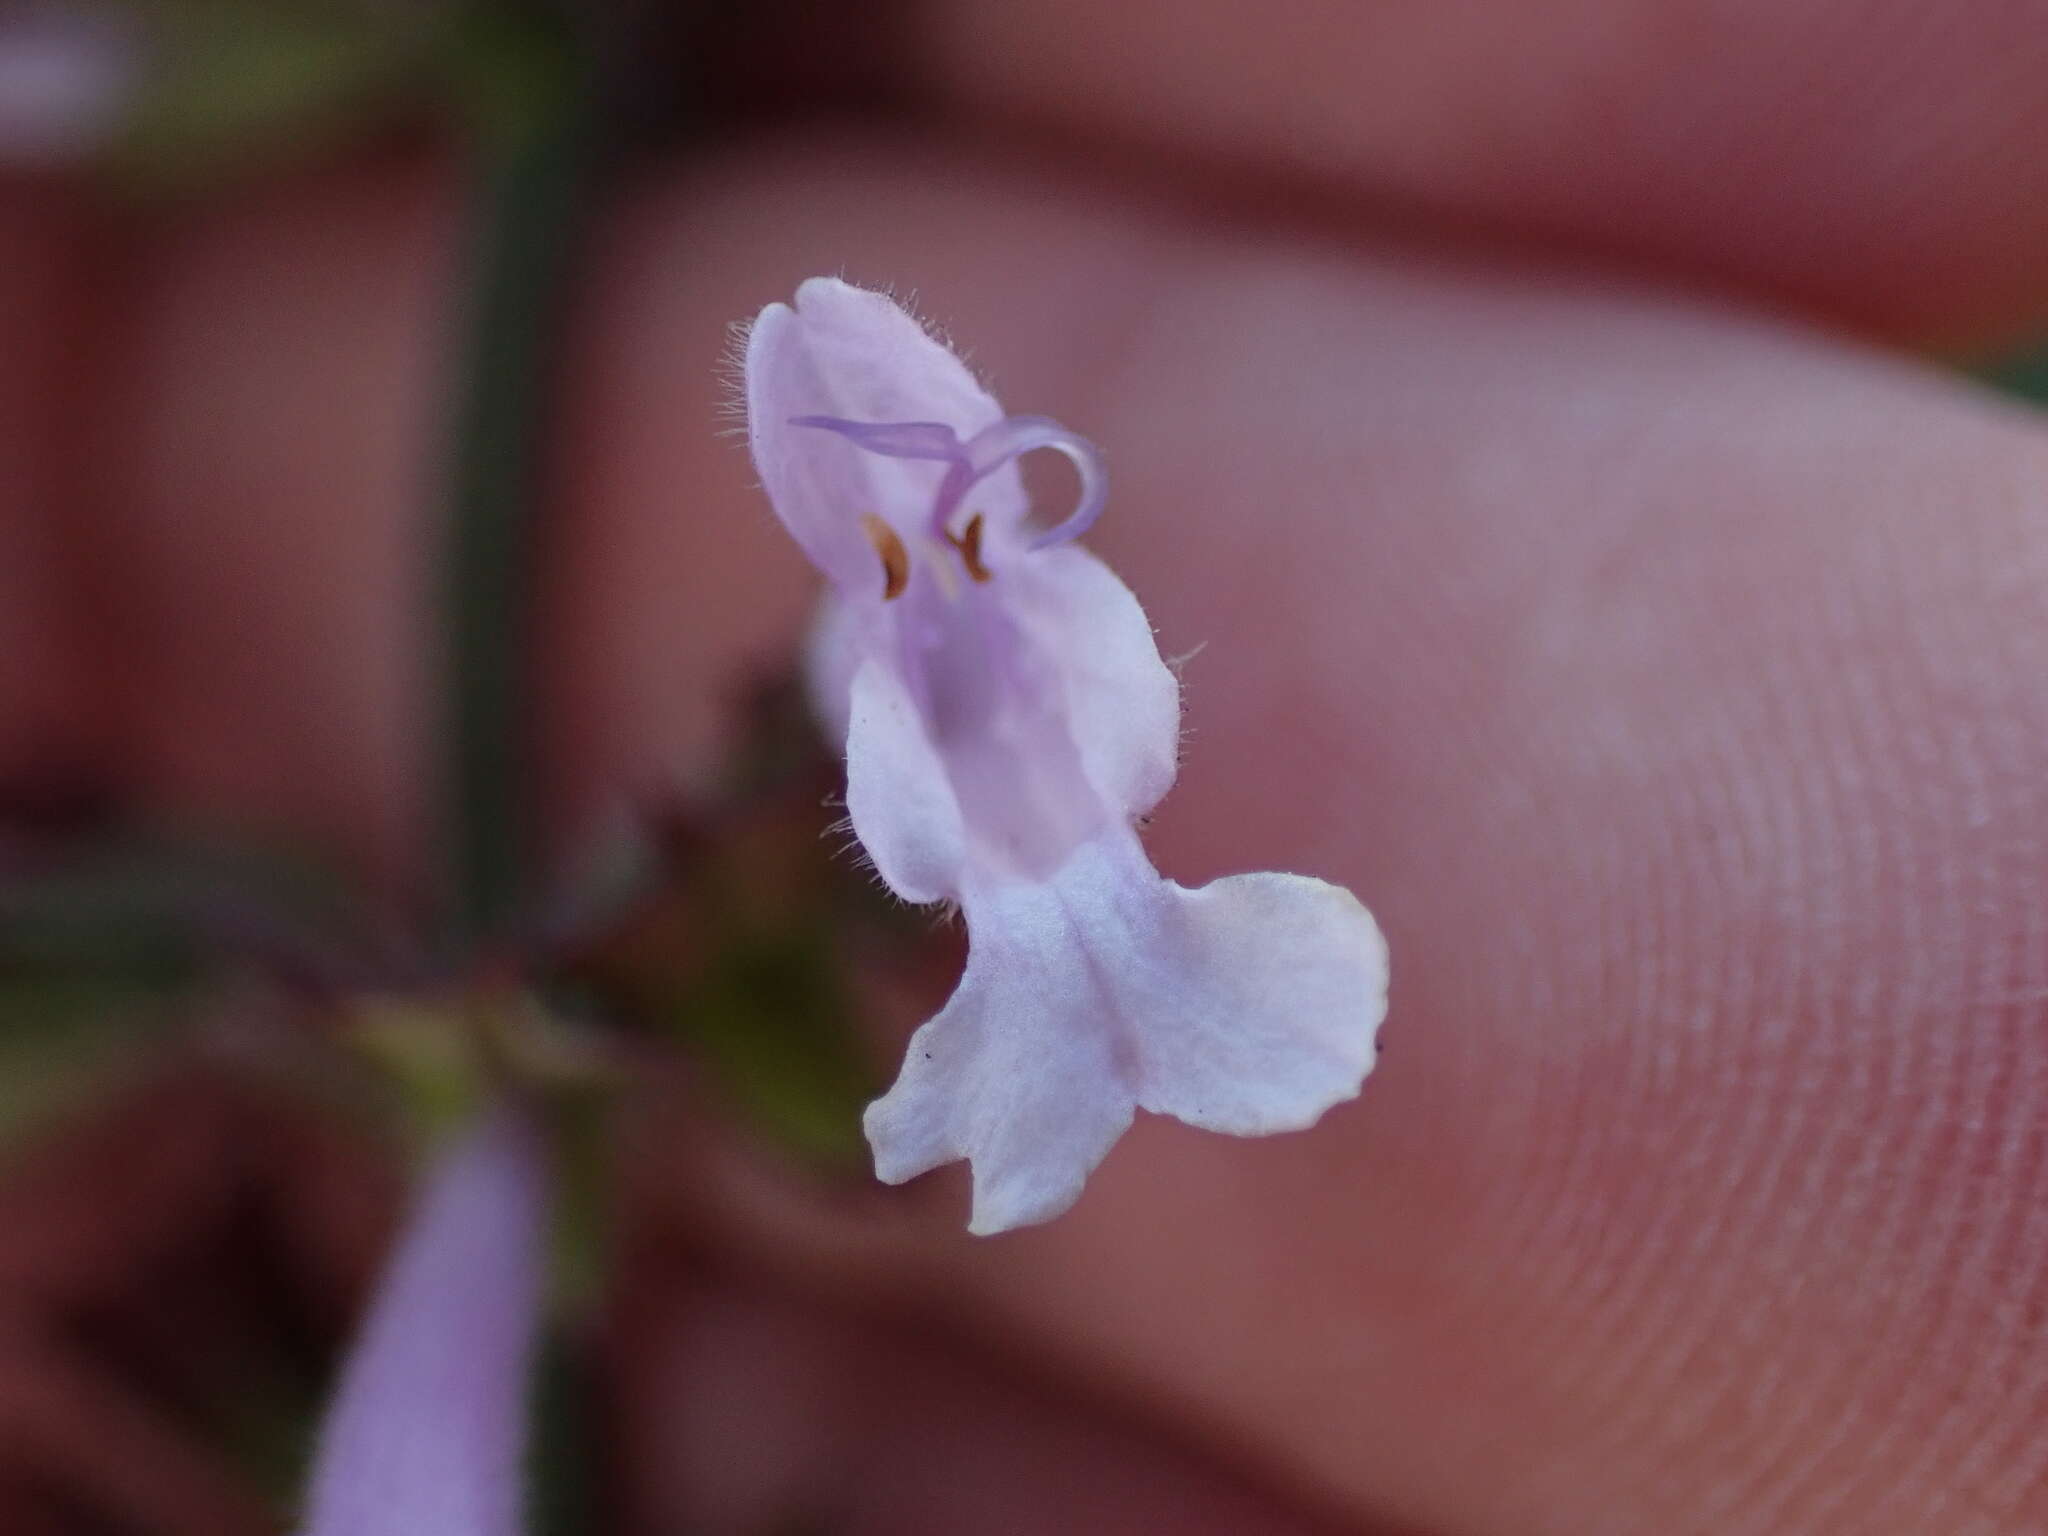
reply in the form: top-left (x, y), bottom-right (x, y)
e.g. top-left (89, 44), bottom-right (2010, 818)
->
top-left (298, 1104), bottom-right (549, 1536)
top-left (745, 279), bottom-right (1389, 1235)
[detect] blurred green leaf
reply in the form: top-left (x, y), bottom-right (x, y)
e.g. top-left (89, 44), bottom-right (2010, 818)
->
top-left (0, 830), bottom-right (397, 990)
top-left (526, 1322), bottom-right (596, 1536)
top-left (209, 1332), bottom-right (330, 1516)
top-left (345, 998), bottom-right (492, 1133)
top-left (667, 925), bottom-right (876, 1168)
top-left (0, 974), bottom-right (170, 1153)
top-left (448, 2), bottom-right (581, 147)
top-left (1977, 343), bottom-right (2048, 407)
top-left (344, 991), bottom-right (624, 1304)
top-left (108, 1), bottom-right (447, 188)
top-left (542, 1078), bottom-right (613, 1311)
top-left (546, 682), bottom-right (898, 1168)
top-left (0, 827), bottom-right (403, 1152)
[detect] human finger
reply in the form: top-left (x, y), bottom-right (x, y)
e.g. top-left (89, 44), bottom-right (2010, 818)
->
top-left (582, 137), bottom-right (2048, 1533)
top-left (920, 0), bottom-right (2048, 348)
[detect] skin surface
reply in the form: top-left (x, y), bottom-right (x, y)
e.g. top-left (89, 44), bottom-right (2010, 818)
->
top-left (6, 3), bottom-right (2048, 1530)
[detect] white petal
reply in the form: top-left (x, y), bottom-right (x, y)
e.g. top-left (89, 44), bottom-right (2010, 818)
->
top-left (1132, 871), bottom-right (1387, 1134)
top-left (864, 835), bottom-right (1385, 1233)
top-left (843, 657), bottom-right (966, 903)
top-left (745, 300), bottom-right (878, 592)
top-left (1013, 545), bottom-right (1181, 821)
top-left (746, 280), bottom-right (1026, 591)
top-left (802, 588), bottom-right (860, 749)
top-left (865, 899), bottom-right (1135, 1234)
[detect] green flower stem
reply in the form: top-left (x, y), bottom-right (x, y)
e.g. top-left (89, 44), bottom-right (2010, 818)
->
top-left (441, 9), bottom-right (597, 945)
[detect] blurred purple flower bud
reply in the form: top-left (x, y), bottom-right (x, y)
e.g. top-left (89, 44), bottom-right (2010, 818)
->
top-left (746, 279), bottom-right (1389, 1235)
top-left (299, 1104), bottom-right (549, 1536)
top-left (0, 7), bottom-right (138, 166)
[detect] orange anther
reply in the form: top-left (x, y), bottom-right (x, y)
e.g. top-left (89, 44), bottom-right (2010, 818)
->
top-left (861, 513), bottom-right (911, 600)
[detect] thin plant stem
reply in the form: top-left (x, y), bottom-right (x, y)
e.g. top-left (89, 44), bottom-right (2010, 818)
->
top-left (441, 6), bottom-right (596, 945)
